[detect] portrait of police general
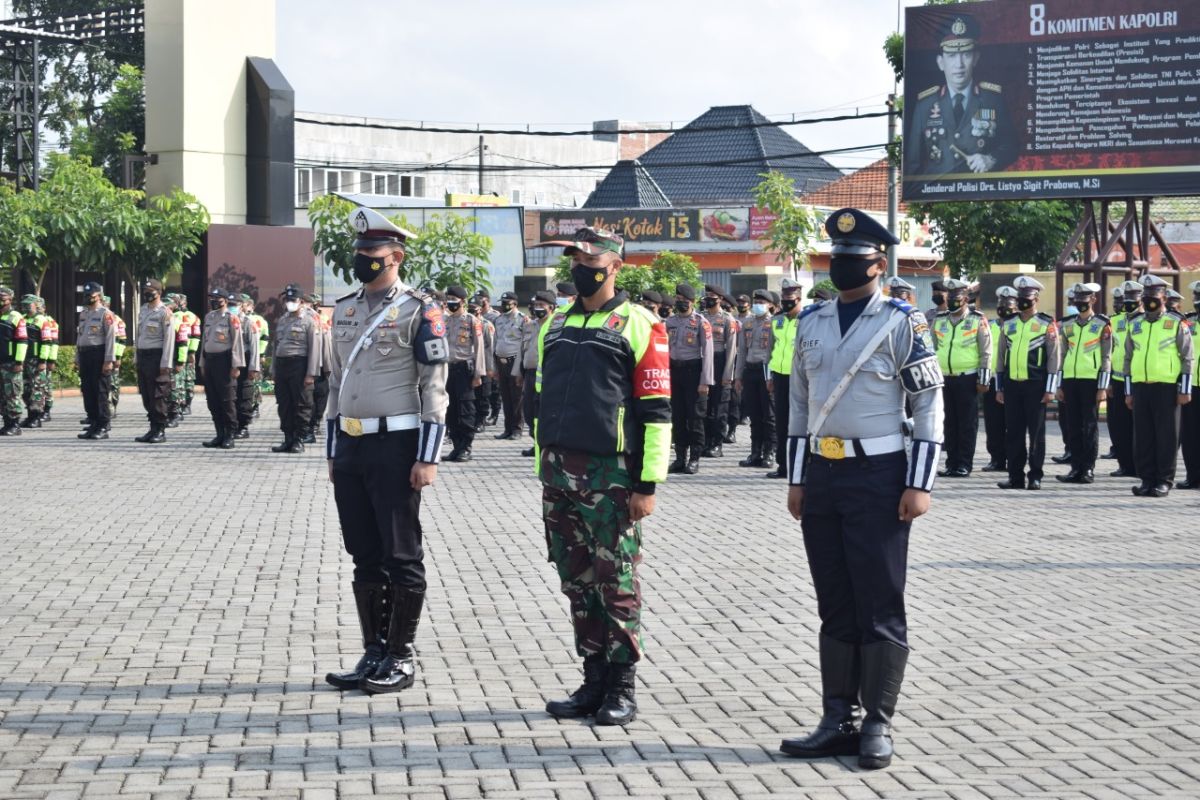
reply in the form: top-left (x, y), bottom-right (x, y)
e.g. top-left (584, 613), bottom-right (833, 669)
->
top-left (904, 13), bottom-right (1016, 177)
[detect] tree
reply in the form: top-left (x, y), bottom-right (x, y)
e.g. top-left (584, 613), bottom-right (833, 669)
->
top-left (67, 63), bottom-right (145, 186)
top-left (0, 183), bottom-right (46, 286)
top-left (307, 193), bottom-right (358, 282)
top-left (553, 249), bottom-right (702, 297)
top-left (116, 189), bottom-right (210, 284)
top-left (751, 171), bottom-right (821, 274)
top-left (907, 199), bottom-right (1081, 278)
top-left (395, 213), bottom-right (493, 294)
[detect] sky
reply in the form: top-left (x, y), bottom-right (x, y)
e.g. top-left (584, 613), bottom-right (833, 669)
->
top-left (275, 0), bottom-right (923, 172)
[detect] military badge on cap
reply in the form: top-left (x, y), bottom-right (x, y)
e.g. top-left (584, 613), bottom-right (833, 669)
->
top-left (836, 212), bottom-right (856, 233)
top-left (350, 207), bottom-right (417, 250)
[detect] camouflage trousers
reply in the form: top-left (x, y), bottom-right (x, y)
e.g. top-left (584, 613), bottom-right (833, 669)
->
top-left (1, 364), bottom-right (26, 419)
top-left (541, 447), bottom-right (644, 664)
top-left (108, 365), bottom-right (122, 415)
top-left (169, 367), bottom-right (186, 415)
top-left (184, 362), bottom-right (197, 406)
top-left (21, 360), bottom-right (49, 413)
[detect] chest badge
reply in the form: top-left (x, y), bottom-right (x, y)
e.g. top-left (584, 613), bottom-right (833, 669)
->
top-left (344, 307), bottom-right (355, 318)
top-left (377, 345), bottom-right (393, 356)
top-left (386, 307), bottom-right (399, 322)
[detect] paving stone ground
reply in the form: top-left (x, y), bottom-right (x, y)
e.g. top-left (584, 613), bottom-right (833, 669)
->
top-left (2, 396), bottom-right (1199, 799)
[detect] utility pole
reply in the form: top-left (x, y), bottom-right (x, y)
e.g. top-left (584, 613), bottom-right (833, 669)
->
top-left (478, 136), bottom-right (485, 195)
top-left (886, 93), bottom-right (899, 277)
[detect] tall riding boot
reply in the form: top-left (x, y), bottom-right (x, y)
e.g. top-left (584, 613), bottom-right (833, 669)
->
top-left (325, 582), bottom-right (390, 690)
top-left (857, 641), bottom-right (908, 770)
top-left (595, 662), bottom-right (637, 726)
top-left (781, 635), bottom-right (861, 757)
top-left (360, 586), bottom-right (424, 694)
top-left (545, 653), bottom-right (608, 718)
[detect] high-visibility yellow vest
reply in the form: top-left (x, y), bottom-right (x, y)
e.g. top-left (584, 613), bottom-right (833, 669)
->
top-left (1002, 313), bottom-right (1053, 381)
top-left (988, 319), bottom-right (1001, 373)
top-left (769, 314), bottom-right (798, 376)
top-left (933, 311), bottom-right (984, 376)
top-left (1062, 314), bottom-right (1109, 380)
top-left (1111, 312), bottom-right (1132, 376)
top-left (1128, 313), bottom-right (1183, 385)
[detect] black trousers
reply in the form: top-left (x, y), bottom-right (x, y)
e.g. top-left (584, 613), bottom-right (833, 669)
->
top-left (474, 375), bottom-right (489, 422)
top-left (802, 451), bottom-right (910, 648)
top-left (332, 428), bottom-right (425, 589)
top-left (703, 351), bottom-right (729, 448)
top-left (135, 348), bottom-right (170, 426)
top-left (1004, 379), bottom-right (1047, 482)
top-left (312, 371), bottom-right (330, 429)
top-left (983, 386), bottom-right (1005, 467)
top-left (741, 366), bottom-right (775, 458)
top-left (1181, 387), bottom-right (1200, 483)
top-left (78, 345), bottom-right (111, 428)
top-left (669, 359), bottom-right (707, 458)
top-left (1058, 395), bottom-right (1070, 452)
top-left (523, 370), bottom-right (538, 434)
top-left (202, 351), bottom-right (237, 433)
top-left (446, 361), bottom-right (477, 452)
top-left (274, 355), bottom-right (313, 438)
top-left (235, 362), bottom-right (254, 428)
top-left (1132, 383), bottom-right (1181, 487)
top-left (1062, 378), bottom-right (1100, 473)
top-left (488, 369), bottom-right (502, 417)
top-left (727, 373), bottom-right (742, 434)
top-left (496, 355), bottom-right (524, 434)
top-left (942, 374), bottom-right (980, 472)
top-left (772, 371), bottom-right (791, 467)
top-left (1108, 384), bottom-right (1136, 474)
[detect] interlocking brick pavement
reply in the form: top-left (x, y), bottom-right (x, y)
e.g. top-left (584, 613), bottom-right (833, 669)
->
top-left (2, 398), bottom-right (1199, 799)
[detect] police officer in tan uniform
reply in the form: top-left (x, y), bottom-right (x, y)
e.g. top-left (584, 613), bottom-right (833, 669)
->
top-left (271, 285), bottom-right (319, 453)
top-left (736, 288), bottom-right (777, 468)
top-left (442, 285), bottom-right (486, 462)
top-left (493, 291), bottom-right (531, 439)
top-left (133, 279), bottom-right (175, 444)
top-left (198, 287), bottom-right (246, 449)
top-left (323, 207), bottom-right (449, 696)
top-left (76, 281), bottom-right (118, 440)
top-left (517, 289), bottom-right (556, 457)
top-left (701, 283), bottom-right (738, 458)
top-left (665, 283), bottom-right (714, 474)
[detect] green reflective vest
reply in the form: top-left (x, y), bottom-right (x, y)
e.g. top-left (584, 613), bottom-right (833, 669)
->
top-left (933, 311), bottom-right (984, 376)
top-left (988, 320), bottom-right (1001, 373)
top-left (769, 314), bottom-right (798, 375)
top-left (1192, 313), bottom-right (1200, 384)
top-left (253, 314), bottom-right (270, 355)
top-left (1128, 313), bottom-right (1182, 385)
top-left (1003, 313), bottom-right (1053, 382)
top-left (1061, 314), bottom-right (1108, 380)
top-left (1110, 312), bottom-right (1132, 376)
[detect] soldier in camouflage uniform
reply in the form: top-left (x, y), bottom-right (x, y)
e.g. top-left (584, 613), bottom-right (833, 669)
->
top-left (163, 294), bottom-right (188, 426)
top-left (104, 295), bottom-right (127, 419)
top-left (535, 227), bottom-right (672, 727)
top-left (0, 286), bottom-right (29, 435)
top-left (19, 295), bottom-right (51, 428)
top-left (178, 293), bottom-right (201, 414)
top-left (39, 297), bottom-right (59, 422)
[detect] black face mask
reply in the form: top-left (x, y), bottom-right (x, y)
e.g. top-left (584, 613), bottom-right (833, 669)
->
top-left (501, 301), bottom-right (516, 312)
top-left (702, 297), bottom-right (719, 309)
top-left (446, 301), bottom-right (461, 312)
top-left (642, 302), bottom-right (657, 313)
top-left (658, 307), bottom-right (671, 319)
top-left (1144, 296), bottom-right (1163, 312)
top-left (946, 297), bottom-right (963, 312)
top-left (996, 306), bottom-right (1016, 320)
top-left (1073, 301), bottom-right (1091, 313)
top-left (570, 263), bottom-right (608, 297)
top-left (353, 252), bottom-right (389, 283)
top-left (532, 307), bottom-right (548, 319)
top-left (932, 293), bottom-right (946, 306)
top-left (829, 259), bottom-right (876, 292)
top-left (674, 300), bottom-right (690, 314)
top-left (737, 305), bottom-right (749, 314)
top-left (142, 292), bottom-right (157, 304)
top-left (209, 300), bottom-right (224, 311)
top-left (781, 298), bottom-right (798, 312)
top-left (1122, 301), bottom-right (1139, 313)
top-left (1017, 298), bottom-right (1035, 311)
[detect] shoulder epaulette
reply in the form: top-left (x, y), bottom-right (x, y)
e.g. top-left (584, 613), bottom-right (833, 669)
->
top-left (887, 297), bottom-right (916, 315)
top-left (1167, 310), bottom-right (1187, 321)
top-left (335, 288), bottom-right (358, 302)
top-left (918, 85), bottom-right (940, 100)
top-left (980, 81), bottom-right (1002, 93)
top-left (405, 288), bottom-right (435, 305)
top-left (1035, 311), bottom-right (1055, 322)
top-left (1093, 313), bottom-right (1111, 324)
top-left (799, 302), bottom-right (826, 320)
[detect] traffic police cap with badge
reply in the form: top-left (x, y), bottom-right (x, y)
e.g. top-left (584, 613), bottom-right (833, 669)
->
top-left (996, 286), bottom-right (1019, 300)
top-left (941, 278), bottom-right (971, 293)
top-left (1071, 282), bottom-right (1101, 297)
top-left (1138, 274), bottom-right (1169, 290)
top-left (1013, 275), bottom-right (1044, 293)
top-left (940, 14), bottom-right (979, 53)
top-left (0, 285), bottom-right (13, 298)
top-left (885, 276), bottom-right (915, 292)
top-left (825, 207), bottom-right (900, 259)
top-left (1121, 279), bottom-right (1144, 295)
top-left (350, 207), bottom-right (417, 250)
top-left (539, 225), bottom-right (625, 258)
top-left (1167, 288), bottom-right (1183, 300)
top-left (780, 277), bottom-right (802, 295)
top-left (1189, 280), bottom-right (1200, 296)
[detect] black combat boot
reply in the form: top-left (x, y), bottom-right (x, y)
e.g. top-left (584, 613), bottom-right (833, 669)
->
top-left (300, 427), bottom-right (316, 445)
top-left (684, 448), bottom-right (701, 474)
top-left (857, 641), bottom-right (908, 770)
top-left (41, 409), bottom-right (51, 422)
top-left (360, 587), bottom-right (424, 694)
top-left (82, 424), bottom-right (108, 440)
top-left (19, 411), bottom-right (42, 429)
top-left (668, 455), bottom-right (687, 474)
top-left (165, 413), bottom-right (180, 428)
top-left (594, 662), bottom-right (637, 726)
top-left (0, 417), bottom-right (21, 436)
top-left (286, 438), bottom-right (305, 453)
top-left (271, 436), bottom-right (293, 453)
top-left (545, 654), bottom-right (608, 718)
top-left (135, 424), bottom-right (156, 443)
top-left (780, 635), bottom-right (861, 758)
top-left (218, 428), bottom-right (235, 449)
top-left (702, 443), bottom-right (723, 458)
top-left (146, 425), bottom-right (166, 444)
top-left (235, 426), bottom-right (249, 440)
top-left (739, 443), bottom-right (763, 467)
top-left (203, 424), bottom-right (224, 448)
top-left (326, 582), bottom-right (390, 690)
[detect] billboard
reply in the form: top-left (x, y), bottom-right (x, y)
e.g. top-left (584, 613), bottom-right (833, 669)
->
top-left (903, 1), bottom-right (1200, 202)
top-left (540, 208), bottom-right (777, 245)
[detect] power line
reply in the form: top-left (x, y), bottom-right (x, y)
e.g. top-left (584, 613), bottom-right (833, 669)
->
top-left (295, 109), bottom-right (889, 138)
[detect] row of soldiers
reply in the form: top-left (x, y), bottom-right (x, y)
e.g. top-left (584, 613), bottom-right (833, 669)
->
top-left (904, 272), bottom-right (1197, 496)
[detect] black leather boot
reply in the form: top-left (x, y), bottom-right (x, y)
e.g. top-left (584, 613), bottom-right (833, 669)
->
top-left (360, 587), bottom-right (424, 694)
top-left (668, 456), bottom-right (686, 474)
top-left (739, 443), bottom-right (763, 467)
top-left (684, 449), bottom-right (701, 474)
top-left (271, 437), bottom-right (293, 453)
top-left (780, 635), bottom-right (861, 758)
top-left (19, 411), bottom-right (41, 429)
top-left (702, 443), bottom-right (723, 458)
top-left (326, 582), bottom-right (390, 690)
top-left (858, 641), bottom-right (908, 770)
top-left (545, 653), bottom-right (608, 718)
top-left (203, 424), bottom-right (224, 448)
top-left (146, 424), bottom-right (166, 444)
top-left (595, 662), bottom-right (637, 726)
top-left (0, 417), bottom-right (20, 436)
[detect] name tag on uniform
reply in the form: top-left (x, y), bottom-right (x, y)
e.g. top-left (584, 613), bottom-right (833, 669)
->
top-left (217, 333), bottom-right (227, 342)
top-left (89, 326), bottom-right (99, 334)
top-left (148, 325), bottom-right (159, 334)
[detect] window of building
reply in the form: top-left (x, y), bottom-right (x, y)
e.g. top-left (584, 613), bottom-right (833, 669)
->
top-left (296, 168), bottom-right (311, 206)
top-left (510, 188), bottom-right (522, 204)
top-left (374, 174), bottom-right (387, 194)
top-left (387, 174), bottom-right (400, 195)
top-left (325, 170), bottom-right (339, 194)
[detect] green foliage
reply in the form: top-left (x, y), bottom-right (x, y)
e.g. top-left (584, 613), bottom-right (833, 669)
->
top-left (552, 250), bottom-right (702, 298)
top-left (66, 64), bottom-right (145, 185)
top-left (807, 279), bottom-right (837, 300)
top-left (395, 213), bottom-right (493, 294)
top-left (307, 193), bottom-right (358, 281)
top-left (884, 32), bottom-right (905, 83)
top-left (121, 190), bottom-right (210, 281)
top-left (0, 183), bottom-right (46, 277)
top-left (751, 172), bottom-right (822, 271)
top-left (907, 200), bottom-right (1082, 278)
top-left (51, 346), bottom-right (79, 390)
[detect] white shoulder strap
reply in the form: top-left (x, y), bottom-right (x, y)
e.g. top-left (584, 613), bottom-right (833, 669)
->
top-left (808, 311), bottom-right (908, 438)
top-left (343, 292), bottom-right (416, 377)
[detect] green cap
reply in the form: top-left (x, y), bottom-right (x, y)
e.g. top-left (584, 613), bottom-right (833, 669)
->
top-left (538, 225), bottom-right (624, 257)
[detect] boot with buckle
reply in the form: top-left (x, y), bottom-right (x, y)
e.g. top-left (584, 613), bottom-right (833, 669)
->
top-left (360, 586), bottom-right (424, 694)
top-left (781, 635), bottom-right (861, 758)
top-left (594, 662), bottom-right (637, 726)
top-left (326, 582), bottom-right (390, 690)
top-left (545, 653), bottom-right (608, 718)
top-left (857, 641), bottom-right (908, 770)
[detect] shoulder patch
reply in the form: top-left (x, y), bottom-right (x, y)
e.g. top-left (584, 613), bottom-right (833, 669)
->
top-left (887, 297), bottom-right (916, 315)
top-left (604, 312), bottom-right (628, 333)
top-left (799, 302), bottom-right (826, 320)
top-left (980, 81), bottom-right (1002, 93)
top-left (422, 302), bottom-right (446, 338)
top-left (918, 85), bottom-right (939, 100)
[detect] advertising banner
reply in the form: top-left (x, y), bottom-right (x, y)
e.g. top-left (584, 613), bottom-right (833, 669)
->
top-left (903, 1), bottom-right (1200, 201)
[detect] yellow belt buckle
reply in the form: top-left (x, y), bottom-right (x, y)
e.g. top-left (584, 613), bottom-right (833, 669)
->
top-left (818, 436), bottom-right (846, 460)
top-left (343, 417), bottom-right (364, 437)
